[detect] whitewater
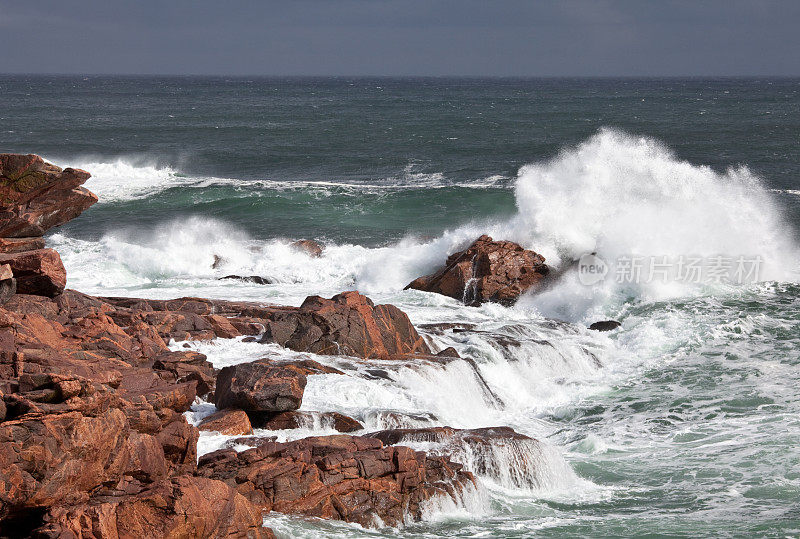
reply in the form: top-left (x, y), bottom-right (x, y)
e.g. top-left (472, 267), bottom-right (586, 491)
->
top-left (40, 128), bottom-right (800, 536)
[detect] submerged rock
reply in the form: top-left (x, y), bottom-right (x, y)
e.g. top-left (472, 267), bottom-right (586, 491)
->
top-left (291, 239), bottom-right (324, 257)
top-left (0, 154), bottom-right (97, 238)
top-left (405, 235), bottom-right (550, 305)
top-left (589, 320), bottom-right (621, 332)
top-left (369, 426), bottom-right (572, 491)
top-left (220, 274), bottom-right (273, 285)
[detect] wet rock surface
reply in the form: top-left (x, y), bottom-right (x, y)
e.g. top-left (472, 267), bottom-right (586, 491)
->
top-left (214, 360), bottom-right (308, 412)
top-left (249, 410), bottom-right (364, 433)
top-left (406, 235), bottom-right (549, 305)
top-left (291, 239), bottom-right (324, 258)
top-left (197, 434), bottom-right (476, 528)
top-left (589, 320), bottom-right (622, 331)
top-left (259, 291), bottom-right (431, 359)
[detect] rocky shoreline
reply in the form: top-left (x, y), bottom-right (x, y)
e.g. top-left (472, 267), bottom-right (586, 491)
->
top-left (0, 155), bottom-right (556, 537)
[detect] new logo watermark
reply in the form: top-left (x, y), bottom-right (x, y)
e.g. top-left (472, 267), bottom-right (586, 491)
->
top-left (577, 253), bottom-right (608, 285)
top-left (576, 253), bottom-right (763, 286)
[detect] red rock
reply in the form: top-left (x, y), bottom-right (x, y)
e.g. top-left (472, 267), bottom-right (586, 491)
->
top-left (291, 239), bottom-right (324, 257)
top-left (0, 237), bottom-right (45, 254)
top-left (197, 434), bottom-right (476, 528)
top-left (156, 415), bottom-right (199, 475)
top-left (0, 409), bottom-right (134, 516)
top-left (253, 357), bottom-right (345, 376)
top-left (406, 235), bottom-right (550, 305)
top-left (199, 408), bottom-right (254, 436)
top-left (367, 426), bottom-right (545, 489)
top-left (204, 313), bottom-right (242, 339)
top-left (152, 350), bottom-right (216, 396)
top-left (368, 425), bottom-right (531, 446)
top-left (214, 360), bottom-right (307, 412)
top-left (0, 248), bottom-right (66, 297)
top-left (0, 264), bottom-right (14, 305)
top-left (137, 310), bottom-right (216, 342)
top-left (0, 154), bottom-right (97, 238)
top-left (260, 291), bottom-right (431, 359)
top-left (251, 411), bottom-right (363, 433)
top-left (35, 476), bottom-right (274, 539)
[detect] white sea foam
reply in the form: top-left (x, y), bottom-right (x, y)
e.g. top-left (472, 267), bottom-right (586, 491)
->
top-left (47, 155), bottom-right (508, 205)
top-left (47, 157), bottom-right (197, 202)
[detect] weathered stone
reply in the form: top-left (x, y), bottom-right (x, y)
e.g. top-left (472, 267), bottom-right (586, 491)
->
top-left (406, 235), bottom-right (550, 305)
top-left (197, 434), bottom-right (476, 528)
top-left (291, 239), bottom-right (324, 258)
top-left (250, 411), bottom-right (363, 433)
top-left (35, 476), bottom-right (274, 539)
top-left (215, 360), bottom-right (306, 412)
top-left (260, 291), bottom-right (431, 359)
top-left (0, 154), bottom-right (97, 238)
top-left (0, 237), bottom-right (45, 254)
top-left (0, 249), bottom-right (66, 297)
top-left (152, 350), bottom-right (215, 396)
top-left (199, 408), bottom-right (254, 436)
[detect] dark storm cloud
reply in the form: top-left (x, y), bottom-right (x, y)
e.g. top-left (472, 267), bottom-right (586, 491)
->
top-left (1, 0), bottom-right (799, 76)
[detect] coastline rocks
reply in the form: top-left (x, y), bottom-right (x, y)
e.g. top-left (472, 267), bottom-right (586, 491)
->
top-left (368, 426), bottom-right (564, 491)
top-left (35, 476), bottom-right (274, 539)
top-left (152, 350), bottom-right (216, 397)
top-left (291, 239), bottom-right (324, 258)
top-left (0, 154), bottom-right (97, 238)
top-left (198, 409), bottom-right (254, 436)
top-left (368, 425), bottom-right (531, 446)
top-left (197, 434), bottom-right (476, 527)
top-left (589, 320), bottom-right (621, 332)
top-left (0, 264), bottom-right (14, 305)
top-left (214, 360), bottom-right (307, 412)
top-left (405, 235), bottom-right (549, 306)
top-left (250, 410), bottom-right (363, 433)
top-left (220, 274), bottom-right (273, 285)
top-left (259, 291), bottom-right (431, 359)
top-left (0, 237), bottom-right (45, 254)
top-left (0, 249), bottom-right (66, 297)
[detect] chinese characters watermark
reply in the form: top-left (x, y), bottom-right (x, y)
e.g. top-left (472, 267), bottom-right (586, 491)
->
top-left (577, 254), bottom-right (762, 286)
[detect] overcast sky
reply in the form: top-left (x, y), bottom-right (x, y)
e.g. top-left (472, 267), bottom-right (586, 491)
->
top-left (2, 0), bottom-right (799, 76)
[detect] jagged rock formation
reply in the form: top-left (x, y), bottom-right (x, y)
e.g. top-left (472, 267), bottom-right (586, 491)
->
top-left (406, 235), bottom-right (550, 305)
top-left (197, 434), bottom-right (476, 527)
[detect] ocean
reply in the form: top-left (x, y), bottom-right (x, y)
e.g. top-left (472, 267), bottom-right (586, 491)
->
top-left (2, 75), bottom-right (800, 537)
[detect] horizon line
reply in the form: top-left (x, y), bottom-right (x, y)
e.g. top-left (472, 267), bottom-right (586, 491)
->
top-left (2, 72), bottom-right (800, 79)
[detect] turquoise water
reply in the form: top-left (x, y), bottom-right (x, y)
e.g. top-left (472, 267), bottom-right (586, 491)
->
top-left (3, 76), bottom-right (800, 537)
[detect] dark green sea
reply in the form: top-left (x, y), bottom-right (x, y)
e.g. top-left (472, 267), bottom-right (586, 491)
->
top-left (2, 76), bottom-right (800, 537)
